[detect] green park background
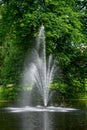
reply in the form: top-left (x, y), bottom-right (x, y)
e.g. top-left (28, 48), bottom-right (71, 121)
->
top-left (0, 0), bottom-right (87, 101)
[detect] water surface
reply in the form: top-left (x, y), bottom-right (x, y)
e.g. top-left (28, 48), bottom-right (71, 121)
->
top-left (0, 101), bottom-right (87, 130)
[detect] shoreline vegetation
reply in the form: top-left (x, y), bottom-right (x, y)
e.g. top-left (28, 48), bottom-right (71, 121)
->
top-left (0, 84), bottom-right (87, 103)
top-left (0, 99), bottom-right (87, 103)
top-left (0, 84), bottom-right (87, 101)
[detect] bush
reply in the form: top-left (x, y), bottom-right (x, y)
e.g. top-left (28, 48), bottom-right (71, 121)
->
top-left (0, 85), bottom-right (19, 100)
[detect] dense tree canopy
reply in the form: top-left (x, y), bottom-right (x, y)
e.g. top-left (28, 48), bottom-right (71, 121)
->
top-left (0, 0), bottom-right (87, 99)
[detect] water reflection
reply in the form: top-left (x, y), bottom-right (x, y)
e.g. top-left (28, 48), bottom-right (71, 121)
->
top-left (22, 112), bottom-right (53, 130)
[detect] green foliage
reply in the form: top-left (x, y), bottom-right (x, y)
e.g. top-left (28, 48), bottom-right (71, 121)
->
top-left (0, 0), bottom-right (87, 100)
top-left (0, 85), bottom-right (19, 100)
top-left (51, 82), bottom-right (67, 94)
top-left (1, 44), bottom-right (24, 85)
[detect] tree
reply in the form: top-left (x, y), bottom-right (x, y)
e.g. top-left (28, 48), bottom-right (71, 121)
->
top-left (0, 0), bottom-right (86, 98)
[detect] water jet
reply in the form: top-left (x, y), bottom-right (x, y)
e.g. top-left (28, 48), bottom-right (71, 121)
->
top-left (21, 25), bottom-right (56, 107)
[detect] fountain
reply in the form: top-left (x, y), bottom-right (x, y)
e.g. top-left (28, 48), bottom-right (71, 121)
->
top-left (21, 24), bottom-right (56, 107)
top-left (5, 25), bottom-right (78, 113)
top-left (0, 21), bottom-right (85, 130)
top-left (3, 25), bottom-right (78, 130)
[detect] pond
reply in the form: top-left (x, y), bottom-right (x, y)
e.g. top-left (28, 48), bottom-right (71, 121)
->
top-left (0, 100), bottom-right (87, 130)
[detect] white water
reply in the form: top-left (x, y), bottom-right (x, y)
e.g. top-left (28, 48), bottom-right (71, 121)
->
top-left (21, 25), bottom-right (56, 106)
top-left (5, 106), bottom-right (77, 113)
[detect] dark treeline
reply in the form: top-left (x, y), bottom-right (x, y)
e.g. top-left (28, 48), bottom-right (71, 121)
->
top-left (0, 0), bottom-right (87, 100)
